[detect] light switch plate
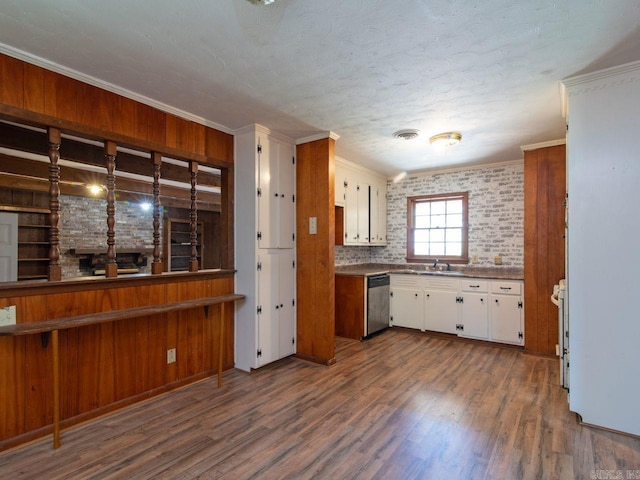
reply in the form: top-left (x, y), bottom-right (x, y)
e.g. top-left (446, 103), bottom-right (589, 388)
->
top-left (0, 305), bottom-right (16, 326)
top-left (309, 217), bottom-right (317, 235)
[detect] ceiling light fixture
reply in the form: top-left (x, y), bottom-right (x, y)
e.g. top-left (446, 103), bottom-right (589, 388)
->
top-left (392, 129), bottom-right (420, 140)
top-left (245, 0), bottom-right (278, 5)
top-left (429, 131), bottom-right (462, 148)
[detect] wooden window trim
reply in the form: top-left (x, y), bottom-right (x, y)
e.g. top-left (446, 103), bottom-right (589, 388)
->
top-left (406, 191), bottom-right (469, 264)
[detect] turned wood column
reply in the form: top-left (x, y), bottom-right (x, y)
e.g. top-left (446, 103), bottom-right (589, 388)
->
top-left (104, 141), bottom-right (118, 278)
top-left (189, 161), bottom-right (199, 272)
top-left (47, 127), bottom-right (62, 281)
top-left (151, 152), bottom-right (163, 274)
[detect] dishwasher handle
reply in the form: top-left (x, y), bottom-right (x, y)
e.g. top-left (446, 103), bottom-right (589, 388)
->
top-left (368, 274), bottom-right (390, 288)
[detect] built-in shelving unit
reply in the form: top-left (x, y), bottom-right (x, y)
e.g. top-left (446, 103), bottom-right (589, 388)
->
top-left (17, 208), bottom-right (50, 281)
top-left (163, 217), bottom-right (204, 272)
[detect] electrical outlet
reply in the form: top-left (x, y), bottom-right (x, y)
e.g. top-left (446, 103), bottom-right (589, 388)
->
top-left (0, 306), bottom-right (16, 326)
top-left (471, 254), bottom-right (478, 263)
top-left (309, 216), bottom-right (317, 235)
top-left (167, 348), bottom-right (176, 364)
top-left (494, 256), bottom-right (503, 265)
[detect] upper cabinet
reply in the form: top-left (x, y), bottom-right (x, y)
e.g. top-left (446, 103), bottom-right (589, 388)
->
top-left (335, 158), bottom-right (387, 246)
top-left (258, 136), bottom-right (296, 249)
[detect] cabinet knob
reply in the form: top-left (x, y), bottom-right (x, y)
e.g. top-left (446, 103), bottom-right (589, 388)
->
top-left (495, 299), bottom-right (499, 303)
top-left (414, 293), bottom-right (418, 297)
top-left (274, 193), bottom-right (279, 197)
top-left (280, 194), bottom-right (285, 198)
top-left (276, 305), bottom-right (279, 309)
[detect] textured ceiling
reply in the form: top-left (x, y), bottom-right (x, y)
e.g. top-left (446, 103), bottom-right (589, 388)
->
top-left (1, 0), bottom-right (639, 176)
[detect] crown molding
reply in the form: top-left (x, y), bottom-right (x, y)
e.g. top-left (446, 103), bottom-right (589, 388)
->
top-left (0, 42), bottom-right (234, 135)
top-left (400, 158), bottom-right (524, 181)
top-left (295, 131), bottom-right (340, 145)
top-left (520, 139), bottom-right (566, 152)
top-left (562, 59), bottom-right (640, 88)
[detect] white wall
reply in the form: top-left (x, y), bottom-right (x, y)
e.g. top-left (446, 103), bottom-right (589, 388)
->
top-left (564, 61), bottom-right (640, 436)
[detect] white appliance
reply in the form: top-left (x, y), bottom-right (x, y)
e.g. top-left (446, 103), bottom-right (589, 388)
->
top-left (551, 280), bottom-right (568, 393)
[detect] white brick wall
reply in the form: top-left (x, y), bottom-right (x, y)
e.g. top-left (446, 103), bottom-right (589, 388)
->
top-left (336, 161), bottom-right (524, 267)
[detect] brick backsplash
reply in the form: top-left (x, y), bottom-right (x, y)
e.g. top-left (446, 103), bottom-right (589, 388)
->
top-left (336, 162), bottom-right (524, 267)
top-left (59, 195), bottom-right (155, 278)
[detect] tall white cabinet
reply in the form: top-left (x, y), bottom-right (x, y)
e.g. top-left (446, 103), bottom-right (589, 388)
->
top-left (235, 124), bottom-right (296, 372)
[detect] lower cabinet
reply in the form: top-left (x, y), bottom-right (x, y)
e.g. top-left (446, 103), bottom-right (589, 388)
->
top-left (389, 274), bottom-right (523, 345)
top-left (390, 277), bottom-right (424, 330)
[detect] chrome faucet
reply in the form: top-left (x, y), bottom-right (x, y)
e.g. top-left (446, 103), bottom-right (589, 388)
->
top-left (432, 259), bottom-right (439, 270)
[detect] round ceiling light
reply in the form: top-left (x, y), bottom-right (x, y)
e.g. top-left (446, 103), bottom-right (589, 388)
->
top-left (393, 129), bottom-right (420, 140)
top-left (429, 131), bottom-right (462, 148)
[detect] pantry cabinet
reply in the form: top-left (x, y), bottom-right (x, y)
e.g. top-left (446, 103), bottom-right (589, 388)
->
top-left (234, 124), bottom-right (297, 372)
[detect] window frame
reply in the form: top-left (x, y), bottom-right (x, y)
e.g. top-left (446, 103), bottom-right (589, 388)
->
top-left (406, 192), bottom-right (469, 264)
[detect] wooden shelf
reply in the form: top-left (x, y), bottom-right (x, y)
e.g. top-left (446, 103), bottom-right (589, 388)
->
top-left (163, 217), bottom-right (204, 272)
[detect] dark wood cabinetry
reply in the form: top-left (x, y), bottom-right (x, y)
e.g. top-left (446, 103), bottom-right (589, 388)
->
top-left (163, 218), bottom-right (203, 272)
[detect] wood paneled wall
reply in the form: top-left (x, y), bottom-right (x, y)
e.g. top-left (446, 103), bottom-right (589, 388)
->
top-left (295, 138), bottom-right (336, 365)
top-left (524, 144), bottom-right (566, 355)
top-left (0, 53), bottom-right (233, 164)
top-left (0, 274), bottom-right (235, 450)
top-left (0, 52), bottom-right (238, 450)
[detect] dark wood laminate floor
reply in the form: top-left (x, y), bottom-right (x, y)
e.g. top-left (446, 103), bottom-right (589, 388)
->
top-left (1, 329), bottom-right (639, 479)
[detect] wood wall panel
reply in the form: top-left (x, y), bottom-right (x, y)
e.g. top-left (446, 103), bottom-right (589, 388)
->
top-left (77, 83), bottom-right (113, 132)
top-left (0, 276), bottom-right (235, 449)
top-left (0, 54), bottom-right (24, 108)
top-left (206, 128), bottom-right (234, 164)
top-left (524, 144), bottom-right (566, 355)
top-left (295, 138), bottom-right (336, 365)
top-left (22, 63), bottom-right (45, 113)
top-left (43, 71), bottom-right (80, 122)
top-left (335, 275), bottom-right (365, 340)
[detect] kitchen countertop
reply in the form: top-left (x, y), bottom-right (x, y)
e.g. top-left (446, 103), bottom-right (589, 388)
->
top-left (335, 263), bottom-right (524, 281)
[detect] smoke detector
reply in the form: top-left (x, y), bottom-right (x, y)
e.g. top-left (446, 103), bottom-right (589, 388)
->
top-left (392, 129), bottom-right (420, 140)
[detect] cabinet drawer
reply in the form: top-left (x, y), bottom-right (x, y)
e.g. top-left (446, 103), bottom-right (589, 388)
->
top-left (423, 276), bottom-right (459, 291)
top-left (490, 281), bottom-right (522, 295)
top-left (390, 274), bottom-right (423, 288)
top-left (461, 280), bottom-right (488, 292)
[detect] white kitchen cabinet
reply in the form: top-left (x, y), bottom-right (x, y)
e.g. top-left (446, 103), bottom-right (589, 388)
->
top-left (490, 281), bottom-right (524, 345)
top-left (336, 158), bottom-right (386, 246)
top-left (424, 291), bottom-right (459, 334)
top-left (389, 274), bottom-right (523, 345)
top-left (335, 162), bottom-right (347, 207)
top-left (390, 275), bottom-right (424, 330)
top-left (234, 124), bottom-right (297, 372)
top-left (458, 280), bottom-right (489, 339)
top-left (258, 135), bottom-right (295, 249)
top-left (257, 250), bottom-right (296, 365)
top-left (369, 180), bottom-right (387, 245)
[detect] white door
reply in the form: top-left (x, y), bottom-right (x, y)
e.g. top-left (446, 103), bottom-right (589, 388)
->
top-left (460, 293), bottom-right (489, 339)
top-left (277, 139), bottom-right (295, 249)
top-left (390, 287), bottom-right (423, 330)
top-left (0, 213), bottom-right (18, 282)
top-left (424, 290), bottom-right (458, 334)
top-left (491, 295), bottom-right (523, 345)
top-left (278, 250), bottom-right (296, 357)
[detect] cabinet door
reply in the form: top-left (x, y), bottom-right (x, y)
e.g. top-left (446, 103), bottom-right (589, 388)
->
top-left (459, 293), bottom-right (489, 339)
top-left (370, 185), bottom-right (379, 244)
top-left (390, 287), bottom-right (423, 330)
top-left (491, 295), bottom-right (523, 345)
top-left (377, 183), bottom-right (387, 245)
top-left (276, 138), bottom-right (295, 249)
top-left (344, 176), bottom-right (359, 245)
top-left (257, 252), bottom-right (279, 366)
top-left (335, 163), bottom-right (347, 207)
top-left (356, 184), bottom-right (370, 244)
top-left (278, 250), bottom-right (296, 357)
top-left (424, 290), bottom-right (458, 334)
top-left (257, 137), bottom-right (276, 249)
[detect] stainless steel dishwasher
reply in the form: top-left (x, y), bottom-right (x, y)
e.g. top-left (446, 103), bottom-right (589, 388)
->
top-left (366, 274), bottom-right (390, 337)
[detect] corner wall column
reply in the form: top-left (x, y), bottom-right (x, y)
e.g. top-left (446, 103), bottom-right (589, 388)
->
top-left (104, 140), bottom-right (118, 278)
top-left (47, 127), bottom-right (62, 281)
top-left (295, 133), bottom-right (339, 365)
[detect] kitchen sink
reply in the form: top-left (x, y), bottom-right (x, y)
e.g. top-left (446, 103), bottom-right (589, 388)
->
top-left (392, 269), bottom-right (462, 276)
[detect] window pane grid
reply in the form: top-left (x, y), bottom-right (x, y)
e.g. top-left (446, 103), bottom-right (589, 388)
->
top-left (409, 194), bottom-right (467, 261)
